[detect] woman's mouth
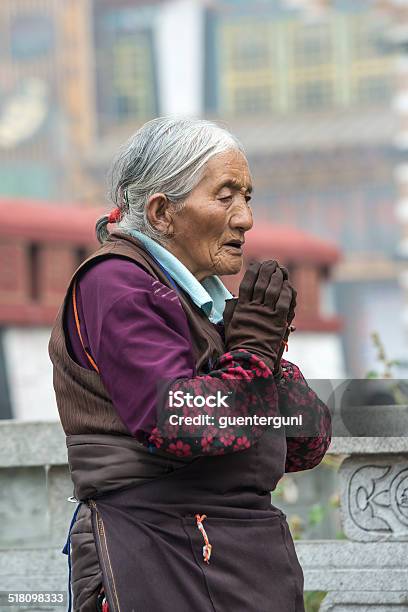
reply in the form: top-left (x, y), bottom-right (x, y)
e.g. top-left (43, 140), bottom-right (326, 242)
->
top-left (222, 240), bottom-right (244, 255)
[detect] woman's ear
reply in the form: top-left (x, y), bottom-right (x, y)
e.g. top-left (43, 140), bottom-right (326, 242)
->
top-left (146, 193), bottom-right (174, 235)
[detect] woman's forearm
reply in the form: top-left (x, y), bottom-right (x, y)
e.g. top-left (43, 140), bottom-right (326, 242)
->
top-left (278, 359), bottom-right (332, 473)
top-left (145, 349), bottom-right (280, 457)
top-left (147, 354), bottom-right (331, 465)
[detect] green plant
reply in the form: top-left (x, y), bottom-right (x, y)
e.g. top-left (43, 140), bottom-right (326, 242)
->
top-left (365, 332), bottom-right (408, 405)
top-left (304, 591), bottom-right (327, 612)
top-left (366, 331), bottom-right (402, 379)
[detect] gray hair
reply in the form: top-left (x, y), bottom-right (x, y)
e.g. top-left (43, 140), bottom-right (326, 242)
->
top-left (96, 117), bottom-right (245, 244)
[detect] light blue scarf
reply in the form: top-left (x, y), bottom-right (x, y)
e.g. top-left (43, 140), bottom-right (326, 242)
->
top-left (127, 229), bottom-right (233, 324)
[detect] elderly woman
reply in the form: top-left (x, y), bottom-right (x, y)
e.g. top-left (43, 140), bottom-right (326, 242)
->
top-left (49, 117), bottom-right (331, 612)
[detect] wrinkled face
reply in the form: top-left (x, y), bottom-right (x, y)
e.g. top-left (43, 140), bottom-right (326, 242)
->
top-left (167, 149), bottom-right (253, 281)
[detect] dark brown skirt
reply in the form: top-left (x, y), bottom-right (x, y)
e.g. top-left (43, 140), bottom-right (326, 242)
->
top-left (88, 471), bottom-right (305, 612)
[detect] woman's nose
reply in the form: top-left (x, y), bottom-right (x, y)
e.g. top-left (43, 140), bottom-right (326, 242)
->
top-left (230, 200), bottom-right (253, 232)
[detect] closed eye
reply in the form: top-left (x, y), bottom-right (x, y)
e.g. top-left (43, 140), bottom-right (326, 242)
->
top-left (219, 195), bottom-right (251, 203)
top-left (219, 195), bottom-right (233, 203)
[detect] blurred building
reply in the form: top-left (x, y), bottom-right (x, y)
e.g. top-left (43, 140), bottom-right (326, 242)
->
top-left (0, 0), bottom-right (406, 376)
top-left (0, 0), bottom-right (97, 201)
top-left (0, 198), bottom-right (98, 420)
top-left (202, 1), bottom-right (404, 377)
top-left (93, 0), bottom-right (159, 136)
top-left (205, 1), bottom-right (393, 116)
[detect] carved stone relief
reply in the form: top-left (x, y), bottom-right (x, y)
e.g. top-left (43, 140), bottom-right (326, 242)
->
top-left (340, 456), bottom-right (408, 542)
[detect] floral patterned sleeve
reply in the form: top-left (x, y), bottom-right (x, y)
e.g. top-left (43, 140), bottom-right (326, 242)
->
top-left (146, 348), bottom-right (280, 458)
top-left (277, 358), bottom-right (332, 473)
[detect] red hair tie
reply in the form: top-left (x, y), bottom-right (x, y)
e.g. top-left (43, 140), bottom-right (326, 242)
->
top-left (108, 207), bottom-right (121, 224)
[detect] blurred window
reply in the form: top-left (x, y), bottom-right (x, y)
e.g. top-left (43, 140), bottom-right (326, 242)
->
top-left (234, 86), bottom-right (272, 113)
top-left (295, 80), bottom-right (332, 110)
top-left (356, 76), bottom-right (392, 104)
top-left (0, 330), bottom-right (12, 420)
top-left (94, 7), bottom-right (158, 131)
top-left (216, 19), bottom-right (275, 115)
top-left (320, 273), bottom-right (336, 318)
top-left (352, 20), bottom-right (383, 61)
top-left (10, 14), bottom-right (54, 60)
top-left (111, 35), bottom-right (152, 119)
top-left (28, 243), bottom-right (40, 302)
top-left (293, 23), bottom-right (332, 67)
top-left (348, 16), bottom-right (393, 106)
top-left (230, 30), bottom-right (270, 70)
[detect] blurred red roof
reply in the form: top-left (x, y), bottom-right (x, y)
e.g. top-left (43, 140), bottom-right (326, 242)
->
top-left (244, 222), bottom-right (340, 265)
top-left (0, 198), bottom-right (101, 244)
top-left (0, 198), bottom-right (340, 264)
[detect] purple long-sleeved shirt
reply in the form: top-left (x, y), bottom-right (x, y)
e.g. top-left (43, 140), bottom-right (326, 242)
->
top-left (66, 257), bottom-right (197, 438)
top-left (65, 256), bottom-right (331, 468)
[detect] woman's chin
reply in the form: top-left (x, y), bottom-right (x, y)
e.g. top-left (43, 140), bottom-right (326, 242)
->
top-left (217, 257), bottom-right (243, 276)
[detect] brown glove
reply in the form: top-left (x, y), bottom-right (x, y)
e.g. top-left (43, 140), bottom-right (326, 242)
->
top-left (223, 261), bottom-right (293, 372)
top-left (271, 264), bottom-right (297, 366)
top-left (272, 284), bottom-right (297, 377)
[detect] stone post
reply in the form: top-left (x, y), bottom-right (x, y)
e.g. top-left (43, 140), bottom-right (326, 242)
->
top-left (316, 437), bottom-right (408, 611)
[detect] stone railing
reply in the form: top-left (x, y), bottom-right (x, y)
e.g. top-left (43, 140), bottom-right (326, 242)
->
top-left (0, 421), bottom-right (408, 611)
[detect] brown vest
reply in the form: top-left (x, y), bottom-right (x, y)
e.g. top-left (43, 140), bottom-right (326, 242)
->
top-left (50, 231), bottom-right (290, 612)
top-left (48, 230), bottom-right (225, 438)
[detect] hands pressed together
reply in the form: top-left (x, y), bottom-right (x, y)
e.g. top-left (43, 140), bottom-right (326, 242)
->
top-left (223, 260), bottom-right (297, 376)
